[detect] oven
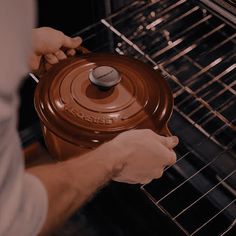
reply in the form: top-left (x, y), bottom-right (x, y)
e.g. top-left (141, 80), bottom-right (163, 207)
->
top-left (22, 0), bottom-right (236, 235)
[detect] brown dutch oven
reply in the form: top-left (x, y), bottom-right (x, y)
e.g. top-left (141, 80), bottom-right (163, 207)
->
top-left (34, 49), bottom-right (173, 161)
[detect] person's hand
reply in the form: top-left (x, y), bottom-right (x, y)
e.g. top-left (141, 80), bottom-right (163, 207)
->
top-left (107, 129), bottom-right (178, 184)
top-left (29, 27), bottom-right (82, 70)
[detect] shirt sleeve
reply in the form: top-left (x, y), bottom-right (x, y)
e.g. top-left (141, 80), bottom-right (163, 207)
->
top-left (0, 98), bottom-right (48, 236)
top-left (0, 1), bottom-right (48, 235)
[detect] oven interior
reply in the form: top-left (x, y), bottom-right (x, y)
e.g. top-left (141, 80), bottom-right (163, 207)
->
top-left (21, 1), bottom-right (236, 235)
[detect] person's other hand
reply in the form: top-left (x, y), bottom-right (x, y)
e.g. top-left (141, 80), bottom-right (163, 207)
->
top-left (108, 129), bottom-right (178, 184)
top-left (29, 27), bottom-right (82, 70)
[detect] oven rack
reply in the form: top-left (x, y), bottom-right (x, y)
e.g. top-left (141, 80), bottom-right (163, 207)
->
top-left (74, 0), bottom-right (236, 235)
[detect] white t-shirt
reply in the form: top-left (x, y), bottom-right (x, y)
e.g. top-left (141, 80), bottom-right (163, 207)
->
top-left (0, 0), bottom-right (48, 235)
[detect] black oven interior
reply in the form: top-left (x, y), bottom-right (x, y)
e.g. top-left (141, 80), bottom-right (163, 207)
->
top-left (19, 1), bottom-right (236, 235)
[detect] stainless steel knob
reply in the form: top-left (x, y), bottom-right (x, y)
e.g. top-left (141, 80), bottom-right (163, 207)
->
top-left (88, 66), bottom-right (121, 90)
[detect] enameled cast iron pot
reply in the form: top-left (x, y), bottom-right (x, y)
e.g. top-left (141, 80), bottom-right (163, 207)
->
top-left (34, 51), bottom-right (173, 161)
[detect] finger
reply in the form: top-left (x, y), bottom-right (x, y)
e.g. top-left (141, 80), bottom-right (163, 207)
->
top-left (157, 135), bottom-right (179, 149)
top-left (114, 176), bottom-right (153, 185)
top-left (139, 179), bottom-right (152, 184)
top-left (165, 150), bottom-right (177, 166)
top-left (152, 168), bottom-right (164, 179)
top-left (44, 53), bottom-right (59, 64)
top-left (54, 50), bottom-right (67, 60)
top-left (112, 176), bottom-right (140, 184)
top-left (66, 49), bottom-right (76, 57)
top-left (29, 54), bottom-right (41, 70)
top-left (62, 36), bottom-right (82, 49)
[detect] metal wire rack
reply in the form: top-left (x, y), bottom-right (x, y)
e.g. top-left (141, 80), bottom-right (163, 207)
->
top-left (74, 0), bottom-right (236, 235)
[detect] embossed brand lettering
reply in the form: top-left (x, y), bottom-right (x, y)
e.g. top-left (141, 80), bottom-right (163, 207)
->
top-left (64, 105), bottom-right (114, 125)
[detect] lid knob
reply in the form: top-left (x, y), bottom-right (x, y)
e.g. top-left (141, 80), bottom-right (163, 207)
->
top-left (89, 66), bottom-right (121, 90)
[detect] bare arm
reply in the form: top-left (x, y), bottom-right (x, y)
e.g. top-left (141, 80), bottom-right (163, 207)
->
top-left (28, 130), bottom-right (178, 236)
top-left (27, 142), bottom-right (119, 236)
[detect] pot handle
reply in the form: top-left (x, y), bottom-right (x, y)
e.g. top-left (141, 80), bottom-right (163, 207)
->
top-left (76, 45), bottom-right (90, 54)
top-left (158, 124), bottom-right (172, 137)
top-left (30, 45), bottom-right (90, 80)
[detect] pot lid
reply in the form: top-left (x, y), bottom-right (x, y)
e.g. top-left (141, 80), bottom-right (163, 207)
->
top-left (34, 53), bottom-right (173, 146)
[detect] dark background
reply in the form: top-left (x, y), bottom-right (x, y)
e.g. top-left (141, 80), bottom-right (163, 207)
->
top-left (36, 1), bottom-right (105, 35)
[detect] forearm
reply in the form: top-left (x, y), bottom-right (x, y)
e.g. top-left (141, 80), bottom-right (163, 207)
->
top-left (27, 143), bottom-right (119, 236)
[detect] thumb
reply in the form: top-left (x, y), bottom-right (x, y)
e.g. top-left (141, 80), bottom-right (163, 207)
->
top-left (28, 53), bottom-right (42, 71)
top-left (158, 135), bottom-right (179, 149)
top-left (62, 36), bottom-right (82, 49)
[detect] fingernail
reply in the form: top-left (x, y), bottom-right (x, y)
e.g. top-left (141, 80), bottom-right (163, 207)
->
top-left (172, 136), bottom-right (179, 145)
top-left (73, 36), bottom-right (82, 43)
